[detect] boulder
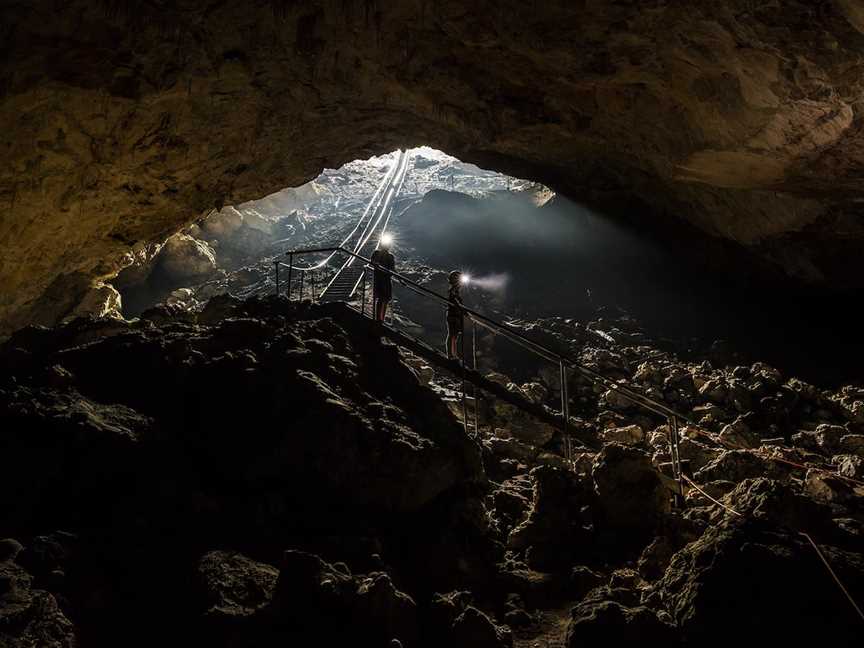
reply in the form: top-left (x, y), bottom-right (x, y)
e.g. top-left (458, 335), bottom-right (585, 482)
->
top-left (508, 466), bottom-right (593, 570)
top-left (451, 606), bottom-right (512, 648)
top-left (718, 418), bottom-right (760, 449)
top-left (428, 592), bottom-right (512, 648)
top-left (592, 444), bottom-right (670, 546)
top-left (694, 449), bottom-right (793, 484)
top-left (67, 282), bottom-right (123, 321)
top-left (803, 469), bottom-right (856, 504)
top-left (565, 598), bottom-right (677, 645)
top-left (833, 454), bottom-right (864, 480)
top-left (0, 550), bottom-right (76, 648)
top-left (197, 550), bottom-right (279, 619)
top-left (197, 293), bottom-right (242, 326)
top-left (267, 550), bottom-right (418, 645)
top-left (655, 517), bottom-right (864, 644)
top-left (156, 233), bottom-right (217, 282)
top-left (839, 434), bottom-right (864, 457)
top-left (599, 424), bottom-right (643, 446)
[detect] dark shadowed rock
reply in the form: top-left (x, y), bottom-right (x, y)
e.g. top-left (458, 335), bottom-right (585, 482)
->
top-left (197, 550), bottom-right (279, 619)
top-left (0, 551), bottom-right (76, 648)
top-left (655, 516), bottom-right (864, 645)
top-left (592, 444), bottom-right (670, 547)
top-left (566, 597), bottom-right (677, 645)
top-left (507, 466), bottom-right (593, 570)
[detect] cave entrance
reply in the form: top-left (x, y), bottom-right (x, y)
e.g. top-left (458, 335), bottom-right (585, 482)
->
top-left (112, 146), bottom-right (864, 387)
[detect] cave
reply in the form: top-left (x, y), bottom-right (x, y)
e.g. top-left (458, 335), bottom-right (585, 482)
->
top-left (2, 2), bottom-right (864, 647)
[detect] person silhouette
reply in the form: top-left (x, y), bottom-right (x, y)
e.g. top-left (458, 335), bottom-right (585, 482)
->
top-left (445, 270), bottom-right (465, 359)
top-left (370, 235), bottom-right (395, 322)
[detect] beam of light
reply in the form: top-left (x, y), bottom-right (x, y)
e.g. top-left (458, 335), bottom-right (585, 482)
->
top-left (466, 272), bottom-right (510, 292)
top-left (460, 273), bottom-right (471, 285)
top-left (380, 232), bottom-right (394, 246)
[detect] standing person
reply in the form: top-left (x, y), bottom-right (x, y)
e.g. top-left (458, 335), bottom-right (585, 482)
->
top-left (370, 235), bottom-right (395, 322)
top-left (446, 270), bottom-right (465, 359)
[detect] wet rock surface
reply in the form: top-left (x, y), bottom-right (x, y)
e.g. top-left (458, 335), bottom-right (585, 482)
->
top-left (1, 296), bottom-right (863, 646)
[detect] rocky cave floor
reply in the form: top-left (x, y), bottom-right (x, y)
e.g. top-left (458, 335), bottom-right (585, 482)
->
top-left (1, 295), bottom-right (863, 647)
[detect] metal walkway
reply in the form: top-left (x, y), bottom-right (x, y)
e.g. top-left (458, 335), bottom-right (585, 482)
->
top-left (319, 150), bottom-right (410, 302)
top-left (275, 245), bottom-right (696, 500)
top-left (325, 300), bottom-right (597, 449)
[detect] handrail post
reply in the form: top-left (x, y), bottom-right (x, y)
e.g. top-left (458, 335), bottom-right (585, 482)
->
top-left (299, 270), bottom-right (305, 301)
top-left (460, 311), bottom-right (468, 437)
top-left (287, 253), bottom-right (294, 301)
top-left (274, 259), bottom-right (280, 297)
top-left (560, 360), bottom-right (571, 467)
top-left (668, 416), bottom-right (685, 508)
top-left (361, 265), bottom-right (367, 317)
top-left (472, 318), bottom-right (479, 438)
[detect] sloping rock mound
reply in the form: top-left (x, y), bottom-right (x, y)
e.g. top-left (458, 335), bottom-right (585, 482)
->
top-left (0, 298), bottom-right (483, 535)
top-left (655, 480), bottom-right (864, 645)
top-left (0, 297), bottom-right (489, 646)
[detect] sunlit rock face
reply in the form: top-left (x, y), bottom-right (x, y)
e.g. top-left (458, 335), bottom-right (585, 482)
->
top-left (3, 0), bottom-right (864, 332)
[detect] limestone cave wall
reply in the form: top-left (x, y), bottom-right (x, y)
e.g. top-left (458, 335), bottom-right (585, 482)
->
top-left (3, 0), bottom-right (864, 332)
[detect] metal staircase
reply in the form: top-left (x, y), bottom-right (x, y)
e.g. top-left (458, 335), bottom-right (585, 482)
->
top-left (320, 151), bottom-right (410, 302)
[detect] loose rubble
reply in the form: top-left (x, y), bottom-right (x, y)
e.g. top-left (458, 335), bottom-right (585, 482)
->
top-left (1, 297), bottom-right (862, 646)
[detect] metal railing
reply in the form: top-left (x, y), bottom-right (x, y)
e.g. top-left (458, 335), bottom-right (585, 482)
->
top-left (273, 245), bottom-right (688, 501)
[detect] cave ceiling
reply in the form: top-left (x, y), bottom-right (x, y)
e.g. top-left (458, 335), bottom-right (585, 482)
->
top-left (2, 0), bottom-right (864, 331)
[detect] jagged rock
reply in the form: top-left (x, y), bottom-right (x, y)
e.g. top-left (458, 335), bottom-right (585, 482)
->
top-left (601, 388), bottom-right (635, 412)
top-left (694, 449), bottom-right (794, 484)
top-left (592, 444), bottom-right (670, 546)
top-left (718, 417), bottom-right (760, 449)
top-left (687, 480), bottom-right (737, 506)
top-left (599, 424), bottom-right (643, 446)
top-left (197, 550), bottom-right (279, 619)
top-left (815, 423), bottom-right (849, 454)
top-left (677, 437), bottom-right (722, 472)
top-left (803, 469), bottom-right (856, 504)
top-left (654, 516), bottom-right (864, 643)
top-left (451, 606), bottom-right (512, 648)
top-left (489, 477), bottom-right (533, 534)
top-left (569, 566), bottom-right (605, 600)
top-left (571, 451), bottom-right (596, 475)
top-left (638, 536), bottom-right (677, 582)
top-left (253, 550), bottom-right (419, 645)
top-left (0, 551), bottom-right (76, 648)
top-left (0, 539), bottom-right (24, 564)
top-left (502, 593), bottom-right (533, 628)
top-left (508, 466), bottom-right (593, 570)
top-left (718, 478), bottom-right (828, 532)
top-left (833, 454), bottom-right (864, 479)
top-left (698, 378), bottom-right (728, 404)
top-left (428, 592), bottom-right (511, 648)
top-left (156, 234), bottom-right (218, 282)
top-left (488, 437), bottom-right (538, 465)
top-left (197, 293), bottom-right (242, 326)
top-left (565, 597), bottom-right (677, 645)
top-left (839, 434), bottom-right (864, 457)
top-left (67, 282), bottom-right (123, 322)
top-left (493, 384), bottom-right (556, 446)
top-left (634, 361), bottom-right (663, 386)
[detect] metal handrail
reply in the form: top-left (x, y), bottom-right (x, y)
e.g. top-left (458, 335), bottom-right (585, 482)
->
top-left (276, 244), bottom-right (688, 500)
top-left (279, 247), bottom-right (685, 417)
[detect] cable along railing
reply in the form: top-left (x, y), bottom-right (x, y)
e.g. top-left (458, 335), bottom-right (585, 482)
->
top-left (273, 245), bottom-right (690, 503)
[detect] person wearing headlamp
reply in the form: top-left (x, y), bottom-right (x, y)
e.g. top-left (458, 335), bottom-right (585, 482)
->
top-left (445, 270), bottom-right (467, 358)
